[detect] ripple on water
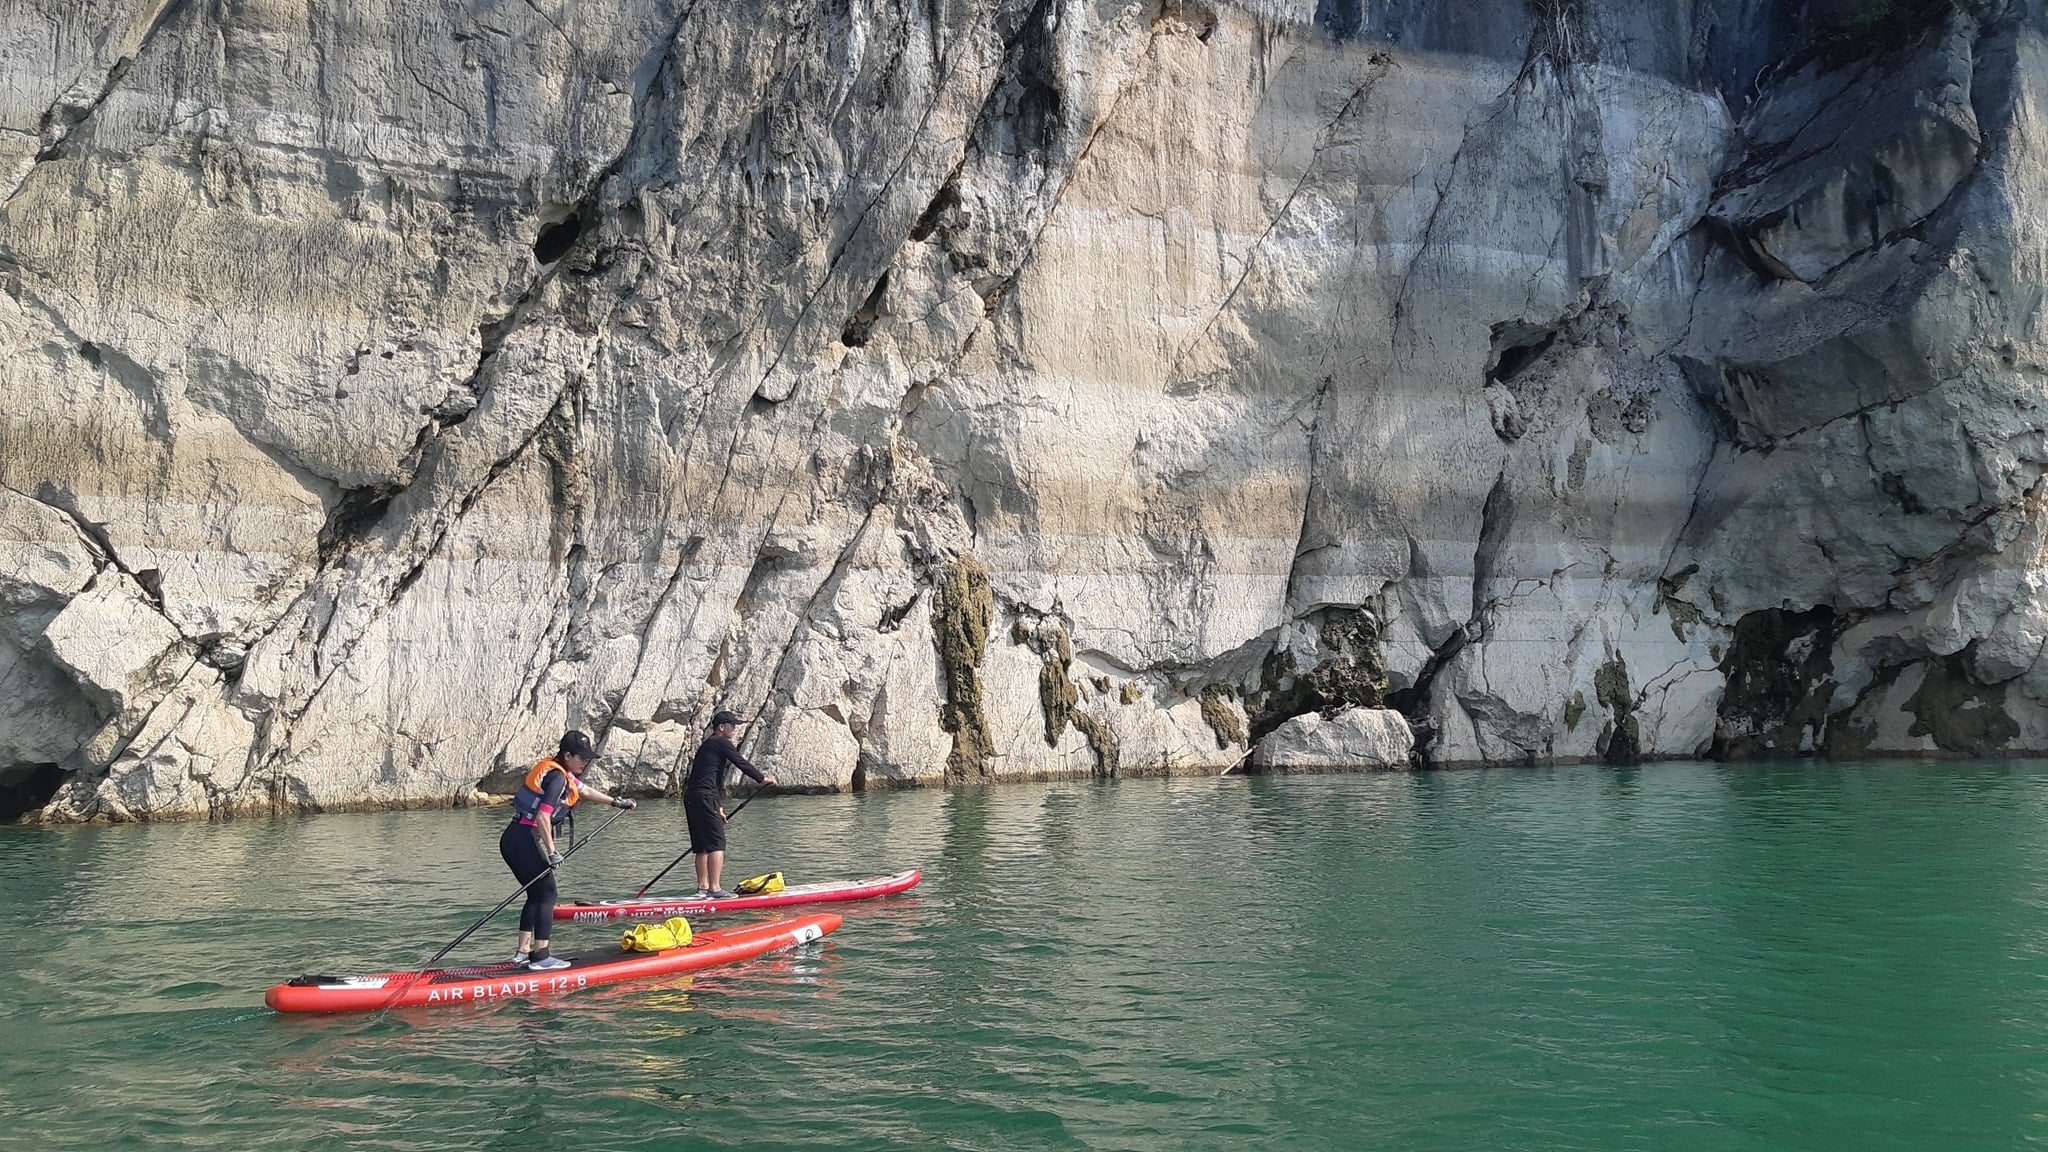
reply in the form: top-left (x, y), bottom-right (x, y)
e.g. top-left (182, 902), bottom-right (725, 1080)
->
top-left (6, 764), bottom-right (2048, 1150)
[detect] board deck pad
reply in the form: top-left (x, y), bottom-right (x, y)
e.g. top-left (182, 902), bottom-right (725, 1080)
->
top-left (265, 913), bottom-right (840, 1013)
top-left (555, 869), bottom-right (920, 922)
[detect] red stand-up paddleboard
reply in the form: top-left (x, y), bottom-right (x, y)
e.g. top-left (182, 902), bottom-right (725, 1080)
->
top-left (265, 913), bottom-right (840, 1014)
top-left (556, 869), bottom-right (920, 923)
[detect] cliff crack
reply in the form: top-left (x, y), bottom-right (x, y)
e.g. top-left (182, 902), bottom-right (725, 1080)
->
top-left (18, 0), bottom-right (188, 182)
top-left (0, 480), bottom-right (110, 568)
top-left (272, 365), bottom-right (595, 758)
top-left (1168, 59), bottom-right (1389, 384)
top-left (1280, 377), bottom-right (1334, 610)
top-left (615, 390), bottom-right (836, 723)
top-left (752, 496), bottom-right (892, 743)
top-left (908, 13), bottom-right (1173, 405)
top-left (995, 20), bottom-right (1169, 308)
top-left (748, 6), bottom-right (995, 402)
top-left (1391, 94), bottom-right (1515, 350)
top-left (518, 0), bottom-right (574, 49)
top-left (1755, 392), bottom-right (1922, 449)
top-left (1, 480), bottom-right (174, 623)
top-left (606, 534), bottom-right (705, 727)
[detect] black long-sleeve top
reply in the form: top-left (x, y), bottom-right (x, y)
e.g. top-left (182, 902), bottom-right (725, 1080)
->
top-left (685, 734), bottom-right (764, 796)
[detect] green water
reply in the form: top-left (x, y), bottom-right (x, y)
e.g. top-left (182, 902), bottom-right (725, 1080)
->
top-left (5, 762), bottom-right (2048, 1150)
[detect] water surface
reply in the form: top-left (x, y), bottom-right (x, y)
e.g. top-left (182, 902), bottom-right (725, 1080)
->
top-left (4, 761), bottom-right (2048, 1150)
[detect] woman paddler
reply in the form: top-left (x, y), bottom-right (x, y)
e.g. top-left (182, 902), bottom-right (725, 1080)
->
top-left (502, 730), bottom-right (635, 970)
top-left (685, 710), bottom-right (775, 899)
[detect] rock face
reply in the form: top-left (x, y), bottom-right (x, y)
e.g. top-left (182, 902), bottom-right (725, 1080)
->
top-left (3, 0), bottom-right (2047, 820)
top-left (1250, 707), bottom-right (1413, 772)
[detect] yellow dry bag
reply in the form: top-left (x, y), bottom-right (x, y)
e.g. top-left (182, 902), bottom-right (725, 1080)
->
top-left (735, 872), bottom-right (785, 896)
top-left (620, 916), bottom-right (693, 952)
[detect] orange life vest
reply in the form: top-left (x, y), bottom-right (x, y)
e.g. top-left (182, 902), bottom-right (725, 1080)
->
top-left (512, 757), bottom-right (580, 823)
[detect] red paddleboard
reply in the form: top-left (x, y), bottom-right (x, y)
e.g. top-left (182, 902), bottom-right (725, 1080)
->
top-left (265, 913), bottom-right (840, 1014)
top-left (556, 869), bottom-right (920, 923)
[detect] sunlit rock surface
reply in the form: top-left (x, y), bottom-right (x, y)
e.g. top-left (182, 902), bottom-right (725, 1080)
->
top-left (1250, 706), bottom-right (1413, 772)
top-left (3, 0), bottom-right (2044, 820)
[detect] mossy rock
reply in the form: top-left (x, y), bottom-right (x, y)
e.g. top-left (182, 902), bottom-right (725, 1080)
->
top-left (1249, 607), bottom-right (1388, 741)
top-left (1712, 606), bottom-right (1843, 759)
top-left (931, 554), bottom-right (994, 779)
top-left (1656, 565), bottom-right (1704, 643)
top-left (535, 395), bottom-right (586, 562)
top-left (1025, 621), bottom-right (1118, 774)
top-left (1199, 685), bottom-right (1246, 749)
top-left (1593, 654), bottom-right (1631, 713)
top-left (1039, 645), bottom-right (1079, 746)
top-left (1902, 649), bottom-right (2018, 756)
top-left (1072, 710), bottom-right (1120, 775)
top-left (1592, 655), bottom-right (1641, 765)
top-left (1564, 690), bottom-right (1587, 730)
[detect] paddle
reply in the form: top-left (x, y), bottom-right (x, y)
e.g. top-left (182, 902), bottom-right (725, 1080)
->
top-left (375, 804), bottom-right (631, 1011)
top-left (1219, 746), bottom-right (1254, 776)
top-left (631, 782), bottom-right (769, 898)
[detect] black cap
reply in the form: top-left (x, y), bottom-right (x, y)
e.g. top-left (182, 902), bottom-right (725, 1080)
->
top-left (559, 730), bottom-right (597, 760)
top-left (711, 710), bottom-right (742, 728)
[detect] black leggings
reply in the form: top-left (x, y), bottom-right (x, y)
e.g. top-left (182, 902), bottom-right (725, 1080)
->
top-left (499, 821), bottom-right (557, 937)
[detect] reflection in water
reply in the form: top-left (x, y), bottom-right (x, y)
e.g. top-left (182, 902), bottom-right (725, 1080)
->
top-left (621, 975), bottom-right (697, 1019)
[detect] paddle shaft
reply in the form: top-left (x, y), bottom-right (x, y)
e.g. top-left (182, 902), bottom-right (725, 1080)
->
top-left (632, 782), bottom-right (767, 898)
top-left (376, 804), bottom-right (630, 1010)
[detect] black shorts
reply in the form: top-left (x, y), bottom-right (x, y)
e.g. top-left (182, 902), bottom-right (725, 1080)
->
top-left (684, 792), bottom-right (726, 853)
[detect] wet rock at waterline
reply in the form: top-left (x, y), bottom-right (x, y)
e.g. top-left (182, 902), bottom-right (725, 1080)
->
top-left (4, 1), bottom-right (2047, 820)
top-left (1250, 708), bottom-right (1414, 773)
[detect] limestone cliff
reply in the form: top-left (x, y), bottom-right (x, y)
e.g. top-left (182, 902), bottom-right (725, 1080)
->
top-left (1, 0), bottom-right (2041, 820)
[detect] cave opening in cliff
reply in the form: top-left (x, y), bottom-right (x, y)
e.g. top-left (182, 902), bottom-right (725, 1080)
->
top-left (1486, 322), bottom-right (1557, 384)
top-left (841, 271), bottom-right (891, 347)
top-left (532, 212), bottom-right (582, 265)
top-left (0, 763), bottom-right (65, 823)
top-left (317, 484), bottom-right (399, 565)
top-left (908, 181), bottom-right (959, 242)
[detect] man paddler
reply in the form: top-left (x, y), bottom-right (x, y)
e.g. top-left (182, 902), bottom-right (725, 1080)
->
top-left (685, 710), bottom-right (775, 899)
top-left (501, 730), bottom-right (635, 970)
